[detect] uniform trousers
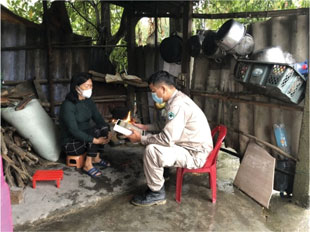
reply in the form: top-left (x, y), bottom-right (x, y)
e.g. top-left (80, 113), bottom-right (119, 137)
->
top-left (144, 144), bottom-right (207, 192)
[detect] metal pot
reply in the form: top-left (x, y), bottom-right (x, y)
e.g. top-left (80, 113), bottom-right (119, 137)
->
top-left (202, 30), bottom-right (226, 62)
top-left (188, 30), bottom-right (207, 57)
top-left (160, 34), bottom-right (183, 63)
top-left (202, 30), bottom-right (218, 56)
top-left (216, 19), bottom-right (245, 51)
top-left (188, 35), bottom-right (201, 57)
top-left (232, 33), bottom-right (255, 56)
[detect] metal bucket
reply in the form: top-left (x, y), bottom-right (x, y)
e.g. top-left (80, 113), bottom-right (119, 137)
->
top-left (216, 19), bottom-right (245, 52)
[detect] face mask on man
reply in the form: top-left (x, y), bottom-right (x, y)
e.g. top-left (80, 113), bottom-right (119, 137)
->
top-left (151, 92), bottom-right (163, 104)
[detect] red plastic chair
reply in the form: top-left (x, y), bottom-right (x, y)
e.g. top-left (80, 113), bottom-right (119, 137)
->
top-left (175, 125), bottom-right (227, 204)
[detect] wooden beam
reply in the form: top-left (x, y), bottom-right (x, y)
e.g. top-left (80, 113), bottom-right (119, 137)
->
top-left (43, 1), bottom-right (55, 117)
top-left (52, 44), bottom-right (127, 49)
top-left (2, 79), bottom-right (70, 86)
top-left (191, 90), bottom-right (304, 111)
top-left (127, 7), bottom-right (309, 19)
top-left (154, 5), bottom-right (159, 71)
top-left (181, 1), bottom-right (193, 95)
top-left (209, 120), bottom-right (298, 161)
top-left (126, 8), bottom-right (136, 74)
top-left (235, 129), bottom-right (297, 162)
top-left (193, 8), bottom-right (309, 19)
top-left (1, 44), bottom-right (127, 51)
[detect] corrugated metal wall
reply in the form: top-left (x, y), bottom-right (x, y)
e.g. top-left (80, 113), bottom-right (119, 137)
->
top-left (1, 12), bottom-right (121, 117)
top-left (192, 14), bottom-right (309, 158)
top-left (1, 19), bottom-right (88, 103)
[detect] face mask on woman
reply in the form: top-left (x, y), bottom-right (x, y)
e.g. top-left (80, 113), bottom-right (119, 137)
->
top-left (81, 89), bottom-right (92, 98)
top-left (77, 87), bottom-right (92, 98)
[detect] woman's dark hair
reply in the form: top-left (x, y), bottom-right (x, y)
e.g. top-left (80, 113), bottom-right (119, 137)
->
top-left (148, 70), bottom-right (177, 88)
top-left (66, 72), bottom-right (93, 103)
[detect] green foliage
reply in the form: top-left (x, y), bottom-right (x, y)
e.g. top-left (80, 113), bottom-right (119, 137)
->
top-left (110, 4), bottom-right (123, 36)
top-left (7, 0), bottom-right (43, 24)
top-left (135, 17), bottom-right (170, 46)
top-left (109, 39), bottom-right (127, 73)
top-left (66, 1), bottom-right (99, 40)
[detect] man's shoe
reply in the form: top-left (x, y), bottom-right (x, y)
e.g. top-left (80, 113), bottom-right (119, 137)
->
top-left (164, 167), bottom-right (170, 181)
top-left (131, 186), bottom-right (166, 206)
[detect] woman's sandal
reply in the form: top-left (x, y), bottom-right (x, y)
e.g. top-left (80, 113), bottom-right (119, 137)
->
top-left (83, 167), bottom-right (102, 179)
top-left (94, 159), bottom-right (111, 168)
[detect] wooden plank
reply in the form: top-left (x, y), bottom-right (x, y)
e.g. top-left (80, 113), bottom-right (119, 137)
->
top-left (234, 142), bottom-right (276, 208)
top-left (33, 79), bottom-right (47, 103)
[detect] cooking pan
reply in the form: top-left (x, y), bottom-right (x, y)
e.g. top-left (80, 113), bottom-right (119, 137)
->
top-left (160, 34), bottom-right (183, 63)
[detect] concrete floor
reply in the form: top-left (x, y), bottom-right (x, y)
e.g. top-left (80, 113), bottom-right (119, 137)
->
top-left (13, 144), bottom-right (310, 231)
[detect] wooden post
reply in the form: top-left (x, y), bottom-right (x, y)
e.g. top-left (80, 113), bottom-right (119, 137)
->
top-left (126, 9), bottom-right (136, 75)
top-left (154, 4), bottom-right (159, 71)
top-left (43, 1), bottom-right (55, 117)
top-left (181, 1), bottom-right (192, 95)
top-left (293, 78), bottom-right (310, 208)
top-left (126, 9), bottom-right (136, 113)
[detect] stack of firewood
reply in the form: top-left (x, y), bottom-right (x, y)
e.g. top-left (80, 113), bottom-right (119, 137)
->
top-left (1, 126), bottom-right (40, 187)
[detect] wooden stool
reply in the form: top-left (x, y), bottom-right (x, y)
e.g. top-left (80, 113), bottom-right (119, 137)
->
top-left (66, 153), bottom-right (86, 169)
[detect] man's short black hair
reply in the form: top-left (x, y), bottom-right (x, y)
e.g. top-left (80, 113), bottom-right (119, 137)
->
top-left (148, 71), bottom-right (177, 87)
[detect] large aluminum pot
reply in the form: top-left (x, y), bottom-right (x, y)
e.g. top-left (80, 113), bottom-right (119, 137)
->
top-left (232, 33), bottom-right (255, 56)
top-left (216, 19), bottom-right (245, 51)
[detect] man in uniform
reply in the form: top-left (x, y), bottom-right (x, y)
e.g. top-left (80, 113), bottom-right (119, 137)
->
top-left (127, 70), bottom-right (213, 206)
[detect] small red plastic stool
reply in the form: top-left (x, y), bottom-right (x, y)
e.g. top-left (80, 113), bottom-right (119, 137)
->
top-left (32, 170), bottom-right (64, 189)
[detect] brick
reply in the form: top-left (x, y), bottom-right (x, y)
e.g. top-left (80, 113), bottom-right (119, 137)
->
top-left (10, 187), bottom-right (24, 205)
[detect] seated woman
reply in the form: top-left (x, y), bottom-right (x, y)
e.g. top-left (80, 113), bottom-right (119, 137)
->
top-left (59, 72), bottom-right (111, 178)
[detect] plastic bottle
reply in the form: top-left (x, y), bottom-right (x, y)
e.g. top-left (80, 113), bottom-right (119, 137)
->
top-left (273, 124), bottom-right (290, 154)
top-left (293, 60), bottom-right (308, 79)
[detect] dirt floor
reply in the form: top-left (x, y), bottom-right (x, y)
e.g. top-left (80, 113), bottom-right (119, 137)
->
top-left (13, 144), bottom-right (310, 231)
